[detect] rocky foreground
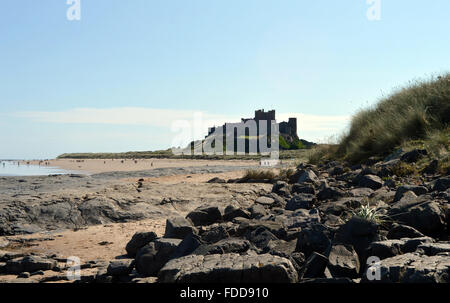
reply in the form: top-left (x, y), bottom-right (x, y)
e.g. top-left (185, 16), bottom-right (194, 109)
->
top-left (1, 151), bottom-right (449, 283)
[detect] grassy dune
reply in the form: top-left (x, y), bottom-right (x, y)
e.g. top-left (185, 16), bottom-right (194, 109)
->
top-left (310, 74), bottom-right (450, 166)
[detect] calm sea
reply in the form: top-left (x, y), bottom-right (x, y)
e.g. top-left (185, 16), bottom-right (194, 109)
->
top-left (0, 160), bottom-right (80, 177)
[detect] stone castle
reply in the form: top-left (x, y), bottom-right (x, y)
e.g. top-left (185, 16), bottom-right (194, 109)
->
top-left (208, 109), bottom-right (297, 138)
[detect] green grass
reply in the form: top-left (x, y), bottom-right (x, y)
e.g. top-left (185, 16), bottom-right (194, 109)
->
top-left (309, 73), bottom-right (450, 164)
top-left (351, 204), bottom-right (386, 224)
top-left (242, 167), bottom-right (296, 182)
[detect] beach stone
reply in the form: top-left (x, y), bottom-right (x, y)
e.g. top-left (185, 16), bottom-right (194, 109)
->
top-left (394, 185), bottom-right (428, 202)
top-left (125, 231), bottom-right (158, 257)
top-left (417, 242), bottom-right (450, 256)
top-left (292, 184), bottom-right (316, 195)
top-left (358, 175), bottom-right (383, 190)
top-left (192, 238), bottom-right (253, 255)
top-left (186, 206), bottom-right (222, 226)
top-left (255, 196), bottom-right (275, 206)
top-left (388, 196), bottom-right (445, 237)
top-left (433, 177), bottom-right (450, 192)
top-left (317, 186), bottom-right (345, 201)
top-left (295, 224), bottom-right (332, 258)
top-left (400, 149), bottom-right (427, 163)
top-left (387, 223), bottom-right (425, 239)
top-left (107, 259), bottom-right (134, 276)
top-left (158, 253), bottom-right (298, 283)
top-left (164, 217), bottom-right (197, 239)
top-left (5, 255), bottom-right (57, 274)
top-left (248, 204), bottom-right (268, 219)
top-left (327, 244), bottom-right (360, 278)
top-left (200, 224), bottom-right (229, 243)
top-left (285, 194), bottom-right (316, 211)
top-left (135, 238), bottom-right (182, 277)
top-left (300, 252), bottom-right (328, 279)
top-left (223, 204), bottom-right (250, 221)
top-left (366, 253), bottom-right (450, 283)
top-left (296, 169), bottom-right (319, 184)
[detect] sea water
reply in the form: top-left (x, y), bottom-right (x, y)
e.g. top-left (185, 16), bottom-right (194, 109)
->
top-left (0, 160), bottom-right (79, 176)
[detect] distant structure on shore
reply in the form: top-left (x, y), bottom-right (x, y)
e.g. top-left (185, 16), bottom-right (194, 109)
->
top-left (208, 109), bottom-right (298, 138)
top-left (205, 109), bottom-right (313, 151)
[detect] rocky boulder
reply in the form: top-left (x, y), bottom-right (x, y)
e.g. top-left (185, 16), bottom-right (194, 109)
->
top-left (135, 238), bottom-right (182, 277)
top-left (125, 231), bottom-right (158, 257)
top-left (158, 253), bottom-right (298, 283)
top-left (186, 206), bottom-right (222, 226)
top-left (164, 217), bottom-right (197, 239)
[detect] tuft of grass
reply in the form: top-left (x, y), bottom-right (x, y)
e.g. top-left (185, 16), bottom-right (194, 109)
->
top-left (307, 144), bottom-right (339, 165)
top-left (310, 74), bottom-right (450, 164)
top-left (352, 204), bottom-right (386, 224)
top-left (278, 168), bottom-right (296, 181)
top-left (243, 169), bottom-right (277, 181)
top-left (390, 162), bottom-right (419, 177)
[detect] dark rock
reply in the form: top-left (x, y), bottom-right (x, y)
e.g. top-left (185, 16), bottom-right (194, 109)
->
top-left (246, 227), bottom-right (279, 249)
top-left (192, 238), bottom-right (254, 255)
top-left (327, 244), bottom-right (360, 278)
top-left (186, 206), bottom-right (222, 226)
top-left (367, 253), bottom-right (450, 283)
top-left (333, 217), bottom-right (380, 264)
top-left (358, 175), bottom-right (383, 190)
top-left (207, 177), bottom-right (226, 183)
top-left (296, 169), bottom-right (319, 184)
top-left (417, 242), bottom-right (450, 256)
top-left (272, 181), bottom-right (291, 196)
top-left (5, 255), bottom-right (57, 274)
top-left (223, 205), bottom-right (251, 221)
top-left (300, 252), bottom-right (328, 279)
top-left (348, 188), bottom-right (374, 197)
top-left (401, 237), bottom-right (435, 253)
top-left (367, 240), bottom-right (405, 260)
top-left (158, 253), bottom-right (298, 283)
top-left (125, 231), bottom-right (158, 257)
top-left (394, 185), bottom-right (428, 202)
top-left (200, 224), bottom-right (230, 243)
top-left (422, 160), bottom-right (439, 174)
top-left (164, 217), bottom-right (197, 240)
top-left (248, 204), bottom-right (268, 219)
top-left (135, 238), bottom-right (182, 277)
top-left (317, 187), bottom-right (345, 201)
top-left (292, 184), bottom-right (316, 195)
top-left (265, 239), bottom-right (297, 257)
top-left (285, 194), bottom-right (316, 211)
top-left (284, 208), bottom-right (321, 230)
top-left (388, 195), bottom-right (446, 237)
top-left (433, 177), bottom-right (450, 192)
top-left (18, 272), bottom-right (30, 278)
top-left (170, 233), bottom-right (204, 260)
top-left (296, 224), bottom-right (332, 258)
top-left (236, 219), bottom-right (287, 240)
top-left (387, 223), bottom-right (425, 239)
top-left (400, 149), bottom-right (427, 163)
top-left (107, 259), bottom-right (134, 276)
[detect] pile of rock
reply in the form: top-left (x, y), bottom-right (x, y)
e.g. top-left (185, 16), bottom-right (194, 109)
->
top-left (113, 148), bottom-right (449, 283)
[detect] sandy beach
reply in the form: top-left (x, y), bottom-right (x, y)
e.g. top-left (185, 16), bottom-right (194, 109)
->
top-left (26, 158), bottom-right (261, 174)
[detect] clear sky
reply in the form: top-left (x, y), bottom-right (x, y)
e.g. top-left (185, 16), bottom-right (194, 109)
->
top-left (1, 0), bottom-right (449, 159)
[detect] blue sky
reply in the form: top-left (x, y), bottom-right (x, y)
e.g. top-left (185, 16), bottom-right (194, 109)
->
top-left (1, 0), bottom-right (449, 159)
